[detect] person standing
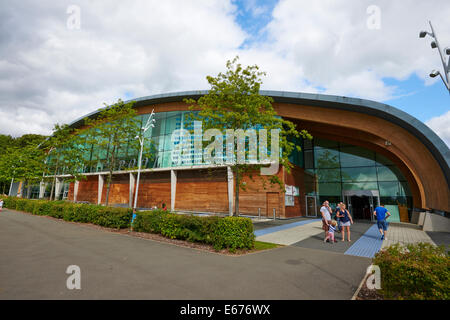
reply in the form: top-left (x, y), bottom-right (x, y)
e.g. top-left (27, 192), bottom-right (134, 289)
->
top-left (374, 204), bottom-right (391, 240)
top-left (337, 203), bottom-right (353, 241)
top-left (334, 202), bottom-right (343, 233)
top-left (0, 199), bottom-right (3, 212)
top-left (320, 201), bottom-right (332, 241)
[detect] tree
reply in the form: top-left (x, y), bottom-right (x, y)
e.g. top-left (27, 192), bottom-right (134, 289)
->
top-left (45, 124), bottom-right (88, 200)
top-left (185, 56), bottom-right (311, 216)
top-left (82, 99), bottom-right (143, 206)
top-left (4, 143), bottom-right (47, 198)
top-left (0, 134), bottom-right (47, 196)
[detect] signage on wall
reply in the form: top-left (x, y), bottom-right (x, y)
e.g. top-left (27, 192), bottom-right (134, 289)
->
top-left (285, 185), bottom-right (299, 206)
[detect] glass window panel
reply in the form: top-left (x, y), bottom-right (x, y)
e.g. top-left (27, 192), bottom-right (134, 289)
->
top-left (377, 165), bottom-right (406, 182)
top-left (316, 168), bottom-right (341, 182)
top-left (163, 134), bottom-right (174, 152)
top-left (314, 138), bottom-right (339, 149)
top-left (399, 181), bottom-right (412, 196)
top-left (304, 150), bottom-right (314, 169)
top-left (161, 151), bottom-right (172, 168)
top-left (303, 138), bottom-right (313, 150)
top-left (315, 147), bottom-right (340, 168)
top-left (341, 167), bottom-right (377, 182)
top-left (378, 182), bottom-right (400, 197)
top-left (164, 114), bottom-right (180, 135)
top-left (317, 182), bottom-right (341, 196)
top-left (342, 182), bottom-right (378, 191)
top-left (340, 146), bottom-right (375, 167)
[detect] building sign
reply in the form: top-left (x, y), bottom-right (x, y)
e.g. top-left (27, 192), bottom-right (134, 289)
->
top-left (285, 185), bottom-right (298, 206)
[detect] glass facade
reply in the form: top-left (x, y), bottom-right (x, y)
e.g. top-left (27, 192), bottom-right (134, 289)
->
top-left (50, 110), bottom-right (414, 216)
top-left (72, 110), bottom-right (278, 174)
top-left (75, 111), bottom-right (202, 173)
top-left (301, 138), bottom-right (413, 214)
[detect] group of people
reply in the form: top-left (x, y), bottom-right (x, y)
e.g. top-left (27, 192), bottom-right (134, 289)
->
top-left (320, 200), bottom-right (391, 243)
top-left (320, 201), bottom-right (353, 243)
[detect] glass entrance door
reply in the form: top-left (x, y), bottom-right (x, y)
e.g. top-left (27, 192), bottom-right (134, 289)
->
top-left (343, 190), bottom-right (379, 221)
top-left (306, 196), bottom-right (317, 217)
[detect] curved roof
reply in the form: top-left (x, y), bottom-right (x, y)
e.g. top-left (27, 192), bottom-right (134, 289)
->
top-left (69, 90), bottom-right (450, 188)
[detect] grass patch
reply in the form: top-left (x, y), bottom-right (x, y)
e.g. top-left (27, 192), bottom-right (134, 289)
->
top-left (253, 241), bottom-right (281, 251)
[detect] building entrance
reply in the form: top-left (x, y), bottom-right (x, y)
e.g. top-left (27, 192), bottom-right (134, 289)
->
top-left (343, 190), bottom-right (379, 221)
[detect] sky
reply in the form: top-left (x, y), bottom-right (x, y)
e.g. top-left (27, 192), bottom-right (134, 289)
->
top-left (0, 0), bottom-right (449, 146)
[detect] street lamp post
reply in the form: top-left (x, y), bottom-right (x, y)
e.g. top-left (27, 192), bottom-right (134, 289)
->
top-left (132, 109), bottom-right (156, 214)
top-left (420, 20), bottom-right (450, 93)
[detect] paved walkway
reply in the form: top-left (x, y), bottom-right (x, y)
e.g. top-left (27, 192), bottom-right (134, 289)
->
top-left (254, 218), bottom-right (446, 259)
top-left (255, 219), bottom-right (321, 244)
top-left (381, 224), bottom-right (435, 248)
top-left (0, 209), bottom-right (370, 299)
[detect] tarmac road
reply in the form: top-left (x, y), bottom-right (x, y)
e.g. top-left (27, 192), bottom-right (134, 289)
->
top-left (0, 209), bottom-right (371, 300)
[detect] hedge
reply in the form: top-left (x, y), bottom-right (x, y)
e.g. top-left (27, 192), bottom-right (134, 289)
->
top-left (132, 211), bottom-right (255, 252)
top-left (3, 197), bottom-right (255, 251)
top-left (373, 243), bottom-right (450, 300)
top-left (3, 196), bottom-right (132, 229)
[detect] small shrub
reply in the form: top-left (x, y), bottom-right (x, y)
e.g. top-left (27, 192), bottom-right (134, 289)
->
top-left (15, 198), bottom-right (28, 211)
top-left (32, 200), bottom-right (52, 216)
top-left (133, 210), bottom-right (168, 234)
top-left (212, 216), bottom-right (255, 252)
top-left (4, 197), bottom-right (17, 209)
top-left (48, 202), bottom-right (66, 219)
top-left (373, 242), bottom-right (450, 300)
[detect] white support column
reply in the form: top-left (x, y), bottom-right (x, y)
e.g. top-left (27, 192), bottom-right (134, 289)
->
top-left (98, 175), bottom-right (104, 205)
top-left (171, 170), bottom-right (177, 211)
top-left (129, 173), bottom-right (136, 208)
top-left (39, 181), bottom-right (47, 199)
top-left (73, 180), bottom-right (80, 202)
top-left (227, 166), bottom-right (234, 216)
top-left (55, 178), bottom-right (63, 200)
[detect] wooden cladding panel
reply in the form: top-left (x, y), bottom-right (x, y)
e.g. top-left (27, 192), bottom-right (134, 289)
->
top-left (176, 181), bottom-right (229, 213)
top-left (76, 176), bottom-right (99, 203)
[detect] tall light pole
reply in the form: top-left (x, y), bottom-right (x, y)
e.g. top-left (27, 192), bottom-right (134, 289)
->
top-left (132, 110), bottom-right (156, 214)
top-left (420, 21), bottom-right (450, 93)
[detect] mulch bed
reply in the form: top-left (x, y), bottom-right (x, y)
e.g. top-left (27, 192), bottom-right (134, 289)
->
top-left (8, 209), bottom-right (266, 256)
top-left (355, 274), bottom-right (384, 300)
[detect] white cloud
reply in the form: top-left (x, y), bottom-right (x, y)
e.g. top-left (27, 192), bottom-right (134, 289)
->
top-left (0, 0), bottom-right (449, 145)
top-left (426, 111), bottom-right (450, 147)
top-left (263, 0), bottom-right (450, 100)
top-left (0, 0), bottom-right (246, 136)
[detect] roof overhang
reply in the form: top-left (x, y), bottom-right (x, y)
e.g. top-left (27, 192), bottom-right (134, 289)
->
top-left (68, 90), bottom-right (450, 189)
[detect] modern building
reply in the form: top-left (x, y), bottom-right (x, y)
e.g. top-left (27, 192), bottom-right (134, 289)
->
top-left (11, 90), bottom-right (450, 221)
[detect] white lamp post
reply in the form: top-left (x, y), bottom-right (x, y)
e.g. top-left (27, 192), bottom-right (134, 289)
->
top-left (420, 21), bottom-right (450, 93)
top-left (133, 109), bottom-right (156, 213)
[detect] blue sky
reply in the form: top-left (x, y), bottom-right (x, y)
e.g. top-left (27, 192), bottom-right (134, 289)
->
top-left (232, 0), bottom-right (449, 124)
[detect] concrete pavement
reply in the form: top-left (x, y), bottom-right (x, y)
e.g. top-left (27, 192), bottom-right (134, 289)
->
top-left (0, 209), bottom-right (370, 300)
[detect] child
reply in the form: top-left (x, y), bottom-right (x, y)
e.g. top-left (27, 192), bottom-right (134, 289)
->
top-left (324, 220), bottom-right (337, 243)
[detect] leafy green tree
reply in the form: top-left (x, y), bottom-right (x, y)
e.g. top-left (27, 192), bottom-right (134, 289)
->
top-left (45, 124), bottom-right (88, 200)
top-left (5, 143), bottom-right (47, 197)
top-left (82, 99), bottom-right (143, 206)
top-left (0, 134), bottom-right (48, 196)
top-left (0, 134), bottom-right (14, 193)
top-left (185, 56), bottom-right (311, 216)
